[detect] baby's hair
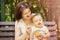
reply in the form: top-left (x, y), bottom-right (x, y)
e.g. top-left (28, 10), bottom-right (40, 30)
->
top-left (32, 13), bottom-right (43, 20)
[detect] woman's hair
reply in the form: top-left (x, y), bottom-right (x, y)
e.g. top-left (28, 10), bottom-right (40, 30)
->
top-left (15, 2), bottom-right (32, 21)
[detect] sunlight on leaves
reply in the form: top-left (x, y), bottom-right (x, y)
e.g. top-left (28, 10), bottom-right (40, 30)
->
top-left (38, 0), bottom-right (40, 2)
top-left (45, 8), bottom-right (48, 12)
top-left (33, 4), bottom-right (37, 8)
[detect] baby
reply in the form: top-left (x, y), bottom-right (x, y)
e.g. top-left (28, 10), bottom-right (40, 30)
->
top-left (31, 13), bottom-right (50, 40)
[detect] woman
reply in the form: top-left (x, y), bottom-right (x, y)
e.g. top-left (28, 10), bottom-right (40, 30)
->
top-left (15, 2), bottom-right (32, 40)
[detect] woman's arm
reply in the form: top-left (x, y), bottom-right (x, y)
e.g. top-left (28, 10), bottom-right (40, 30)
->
top-left (30, 33), bottom-right (34, 40)
top-left (15, 22), bottom-right (27, 40)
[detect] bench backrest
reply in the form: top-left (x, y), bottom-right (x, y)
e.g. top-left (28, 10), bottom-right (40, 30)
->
top-left (0, 22), bottom-right (57, 40)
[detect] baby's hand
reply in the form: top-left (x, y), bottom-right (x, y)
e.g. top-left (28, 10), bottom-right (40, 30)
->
top-left (42, 35), bottom-right (46, 38)
top-left (37, 35), bottom-right (43, 40)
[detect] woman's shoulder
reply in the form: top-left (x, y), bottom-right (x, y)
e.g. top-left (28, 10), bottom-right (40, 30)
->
top-left (15, 19), bottom-right (24, 27)
top-left (15, 19), bottom-right (24, 24)
top-left (15, 19), bottom-right (27, 28)
top-left (19, 19), bottom-right (26, 25)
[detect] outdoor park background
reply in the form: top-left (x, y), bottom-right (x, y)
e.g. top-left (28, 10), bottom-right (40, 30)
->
top-left (0, 0), bottom-right (60, 40)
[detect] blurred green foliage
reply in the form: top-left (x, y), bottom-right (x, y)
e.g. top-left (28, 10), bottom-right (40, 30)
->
top-left (0, 0), bottom-right (47, 22)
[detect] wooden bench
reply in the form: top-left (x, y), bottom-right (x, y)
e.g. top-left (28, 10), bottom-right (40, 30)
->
top-left (0, 22), bottom-right (57, 40)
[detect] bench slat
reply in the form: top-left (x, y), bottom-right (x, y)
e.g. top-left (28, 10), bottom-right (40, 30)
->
top-left (0, 27), bottom-right (14, 31)
top-left (44, 22), bottom-right (55, 26)
top-left (0, 38), bottom-right (14, 40)
top-left (47, 26), bottom-right (57, 31)
top-left (0, 32), bottom-right (14, 36)
top-left (48, 36), bottom-right (57, 40)
top-left (0, 22), bottom-right (15, 26)
top-left (0, 22), bottom-right (55, 26)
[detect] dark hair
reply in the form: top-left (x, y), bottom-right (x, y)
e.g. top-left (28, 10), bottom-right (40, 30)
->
top-left (15, 2), bottom-right (32, 21)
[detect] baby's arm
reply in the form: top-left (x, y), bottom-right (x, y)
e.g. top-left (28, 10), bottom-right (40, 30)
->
top-left (41, 31), bottom-right (50, 40)
top-left (43, 26), bottom-right (50, 38)
top-left (43, 31), bottom-right (50, 38)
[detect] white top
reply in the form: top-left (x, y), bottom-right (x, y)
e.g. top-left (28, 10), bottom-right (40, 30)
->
top-left (15, 19), bottom-right (33, 36)
top-left (31, 25), bottom-right (49, 40)
top-left (15, 19), bottom-right (28, 36)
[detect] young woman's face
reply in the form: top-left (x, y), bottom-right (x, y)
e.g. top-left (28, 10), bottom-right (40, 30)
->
top-left (22, 8), bottom-right (32, 20)
top-left (32, 15), bottom-right (43, 27)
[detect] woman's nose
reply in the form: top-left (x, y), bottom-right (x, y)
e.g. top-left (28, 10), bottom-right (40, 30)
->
top-left (28, 14), bottom-right (31, 17)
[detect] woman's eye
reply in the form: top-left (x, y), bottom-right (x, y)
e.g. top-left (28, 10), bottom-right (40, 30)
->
top-left (28, 10), bottom-right (31, 13)
top-left (24, 13), bottom-right (27, 15)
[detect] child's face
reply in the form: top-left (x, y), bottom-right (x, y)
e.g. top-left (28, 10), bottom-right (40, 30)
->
top-left (32, 15), bottom-right (43, 28)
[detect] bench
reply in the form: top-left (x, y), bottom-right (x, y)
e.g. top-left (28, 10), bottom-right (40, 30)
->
top-left (0, 22), bottom-right (57, 40)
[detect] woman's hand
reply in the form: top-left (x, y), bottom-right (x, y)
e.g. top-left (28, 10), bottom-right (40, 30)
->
top-left (25, 27), bottom-right (31, 40)
top-left (25, 34), bottom-right (30, 40)
top-left (26, 27), bottom-right (31, 35)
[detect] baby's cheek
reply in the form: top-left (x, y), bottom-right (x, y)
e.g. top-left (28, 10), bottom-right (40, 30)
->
top-left (34, 23), bottom-right (37, 25)
top-left (36, 23), bottom-right (38, 25)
